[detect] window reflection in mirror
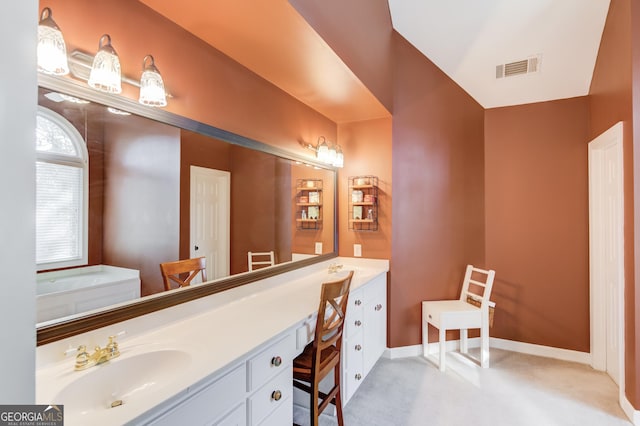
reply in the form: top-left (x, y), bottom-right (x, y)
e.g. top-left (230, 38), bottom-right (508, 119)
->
top-left (36, 86), bottom-right (335, 326)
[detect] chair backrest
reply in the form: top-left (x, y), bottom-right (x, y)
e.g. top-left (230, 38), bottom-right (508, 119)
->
top-left (248, 251), bottom-right (275, 271)
top-left (160, 257), bottom-right (207, 291)
top-left (459, 264), bottom-right (496, 309)
top-left (312, 271), bottom-right (354, 362)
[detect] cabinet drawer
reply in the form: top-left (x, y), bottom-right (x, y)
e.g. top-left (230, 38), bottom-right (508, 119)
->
top-left (344, 332), bottom-right (364, 402)
top-left (346, 288), bottom-right (364, 338)
top-left (258, 396), bottom-right (292, 426)
top-left (248, 368), bottom-right (292, 426)
top-left (247, 333), bottom-right (295, 392)
top-left (151, 363), bottom-right (245, 426)
top-left (214, 402), bottom-right (246, 426)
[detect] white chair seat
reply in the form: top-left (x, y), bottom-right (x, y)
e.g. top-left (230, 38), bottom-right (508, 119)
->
top-left (422, 265), bottom-right (496, 372)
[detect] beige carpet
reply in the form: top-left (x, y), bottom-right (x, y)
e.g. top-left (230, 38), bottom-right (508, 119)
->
top-left (293, 349), bottom-right (631, 426)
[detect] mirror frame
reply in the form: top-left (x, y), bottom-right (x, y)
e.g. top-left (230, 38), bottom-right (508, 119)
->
top-left (36, 74), bottom-right (338, 345)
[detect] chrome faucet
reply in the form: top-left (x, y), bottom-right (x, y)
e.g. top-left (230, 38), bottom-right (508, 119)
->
top-left (72, 335), bottom-right (121, 371)
top-left (328, 263), bottom-right (344, 274)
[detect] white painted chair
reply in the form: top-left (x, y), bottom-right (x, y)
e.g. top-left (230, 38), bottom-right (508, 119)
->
top-left (422, 265), bottom-right (496, 371)
top-left (247, 251), bottom-right (275, 271)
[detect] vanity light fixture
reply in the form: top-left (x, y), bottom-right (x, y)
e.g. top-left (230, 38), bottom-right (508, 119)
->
top-left (88, 34), bottom-right (122, 94)
top-left (138, 55), bottom-right (167, 107)
top-left (316, 136), bottom-right (330, 163)
top-left (298, 136), bottom-right (345, 168)
top-left (37, 7), bottom-right (69, 75)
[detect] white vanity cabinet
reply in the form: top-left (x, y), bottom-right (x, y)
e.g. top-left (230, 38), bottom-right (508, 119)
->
top-left (145, 333), bottom-right (295, 426)
top-left (342, 272), bottom-right (387, 403)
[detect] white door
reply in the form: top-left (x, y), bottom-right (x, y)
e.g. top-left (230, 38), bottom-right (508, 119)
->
top-left (588, 122), bottom-right (624, 388)
top-left (190, 166), bottom-right (230, 280)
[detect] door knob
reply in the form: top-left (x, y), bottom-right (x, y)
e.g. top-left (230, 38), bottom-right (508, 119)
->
top-left (194, 245), bottom-right (199, 251)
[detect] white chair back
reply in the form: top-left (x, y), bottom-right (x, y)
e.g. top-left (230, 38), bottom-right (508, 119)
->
top-left (248, 251), bottom-right (275, 271)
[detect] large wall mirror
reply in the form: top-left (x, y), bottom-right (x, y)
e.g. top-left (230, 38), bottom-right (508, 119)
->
top-left (36, 75), bottom-right (337, 344)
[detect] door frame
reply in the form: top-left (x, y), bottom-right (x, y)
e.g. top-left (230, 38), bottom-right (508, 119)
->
top-left (588, 121), bottom-right (624, 397)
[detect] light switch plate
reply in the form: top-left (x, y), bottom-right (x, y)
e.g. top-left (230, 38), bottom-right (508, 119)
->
top-left (354, 244), bottom-right (362, 257)
top-left (315, 242), bottom-right (322, 254)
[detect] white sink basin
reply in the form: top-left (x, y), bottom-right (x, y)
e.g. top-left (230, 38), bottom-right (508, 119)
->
top-left (54, 349), bottom-right (191, 416)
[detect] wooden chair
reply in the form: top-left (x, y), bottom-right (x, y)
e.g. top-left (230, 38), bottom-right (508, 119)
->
top-left (247, 251), bottom-right (275, 271)
top-left (422, 265), bottom-right (496, 371)
top-left (159, 257), bottom-right (207, 291)
top-left (293, 271), bottom-right (354, 426)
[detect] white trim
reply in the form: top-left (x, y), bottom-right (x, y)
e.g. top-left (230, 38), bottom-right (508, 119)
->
top-left (387, 338), bottom-right (590, 365)
top-left (489, 338), bottom-right (591, 364)
top-left (621, 396), bottom-right (640, 425)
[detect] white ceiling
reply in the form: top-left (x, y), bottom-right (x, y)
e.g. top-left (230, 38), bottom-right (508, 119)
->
top-left (388, 0), bottom-right (611, 108)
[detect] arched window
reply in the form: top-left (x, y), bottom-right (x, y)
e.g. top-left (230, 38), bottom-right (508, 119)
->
top-left (36, 106), bottom-right (88, 270)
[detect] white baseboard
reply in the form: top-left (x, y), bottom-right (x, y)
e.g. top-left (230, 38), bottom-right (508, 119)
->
top-left (621, 396), bottom-right (640, 425)
top-left (488, 338), bottom-right (591, 364)
top-left (386, 337), bottom-right (590, 365)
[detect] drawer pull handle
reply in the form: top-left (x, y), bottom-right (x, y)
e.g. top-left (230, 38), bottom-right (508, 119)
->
top-left (271, 356), bottom-right (282, 367)
top-left (355, 300), bottom-right (362, 306)
top-left (375, 304), bottom-right (383, 311)
top-left (355, 344), bottom-right (362, 351)
top-left (354, 320), bottom-right (362, 327)
top-left (271, 390), bottom-right (282, 401)
top-left (355, 373), bottom-right (362, 381)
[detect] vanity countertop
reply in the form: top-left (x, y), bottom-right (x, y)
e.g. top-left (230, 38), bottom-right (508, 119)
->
top-left (36, 257), bottom-right (389, 425)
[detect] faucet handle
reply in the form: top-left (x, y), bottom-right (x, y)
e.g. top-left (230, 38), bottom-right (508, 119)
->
top-left (74, 345), bottom-right (93, 371)
top-left (106, 335), bottom-right (120, 359)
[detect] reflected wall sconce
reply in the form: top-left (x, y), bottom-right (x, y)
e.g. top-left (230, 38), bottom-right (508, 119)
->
top-left (36, 8), bottom-right (169, 107)
top-left (300, 136), bottom-right (344, 168)
top-left (88, 34), bottom-right (122, 94)
top-left (37, 7), bottom-right (69, 75)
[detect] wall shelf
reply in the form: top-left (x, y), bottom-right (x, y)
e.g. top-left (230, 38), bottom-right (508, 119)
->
top-left (348, 176), bottom-right (378, 232)
top-left (296, 179), bottom-right (323, 230)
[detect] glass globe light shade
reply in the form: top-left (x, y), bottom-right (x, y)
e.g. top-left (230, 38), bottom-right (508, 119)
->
top-left (333, 147), bottom-right (344, 168)
top-left (88, 35), bottom-right (122, 94)
top-left (37, 8), bottom-right (69, 75)
top-left (316, 137), bottom-right (330, 163)
top-left (139, 55), bottom-right (167, 107)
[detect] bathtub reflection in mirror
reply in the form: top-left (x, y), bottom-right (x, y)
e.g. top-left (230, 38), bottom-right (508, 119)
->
top-left (36, 85), bottom-right (336, 326)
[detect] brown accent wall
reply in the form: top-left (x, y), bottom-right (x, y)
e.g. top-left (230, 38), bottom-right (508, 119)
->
top-left (337, 117), bottom-right (392, 260)
top-left (485, 97), bottom-right (590, 352)
top-left (589, 0), bottom-right (636, 406)
top-left (103, 115), bottom-right (180, 296)
top-left (389, 33), bottom-right (485, 348)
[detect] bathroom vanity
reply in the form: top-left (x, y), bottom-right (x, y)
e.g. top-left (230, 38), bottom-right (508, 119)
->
top-left (36, 257), bottom-right (388, 425)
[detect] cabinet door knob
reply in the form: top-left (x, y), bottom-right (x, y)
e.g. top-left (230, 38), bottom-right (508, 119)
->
top-left (355, 300), bottom-right (362, 306)
top-left (354, 320), bottom-right (362, 327)
top-left (375, 304), bottom-right (383, 311)
top-left (355, 344), bottom-right (362, 351)
top-left (355, 373), bottom-right (362, 381)
top-left (271, 356), bottom-right (282, 367)
top-left (271, 390), bottom-right (282, 401)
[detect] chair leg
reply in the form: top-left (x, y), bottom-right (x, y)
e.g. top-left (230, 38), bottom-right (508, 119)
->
top-left (439, 327), bottom-right (446, 372)
top-left (310, 376), bottom-right (319, 426)
top-left (334, 363), bottom-right (344, 426)
top-left (422, 321), bottom-right (429, 358)
top-left (460, 329), bottom-right (468, 354)
top-left (481, 319), bottom-right (489, 368)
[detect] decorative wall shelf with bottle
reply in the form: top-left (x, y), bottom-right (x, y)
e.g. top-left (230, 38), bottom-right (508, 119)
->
top-left (349, 176), bottom-right (378, 231)
top-left (296, 179), bottom-right (323, 230)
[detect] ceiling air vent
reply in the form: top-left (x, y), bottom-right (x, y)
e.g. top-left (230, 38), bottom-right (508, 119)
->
top-left (496, 56), bottom-right (540, 79)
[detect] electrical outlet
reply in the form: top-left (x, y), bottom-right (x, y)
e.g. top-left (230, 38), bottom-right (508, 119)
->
top-left (315, 242), bottom-right (323, 255)
top-left (354, 244), bottom-right (362, 257)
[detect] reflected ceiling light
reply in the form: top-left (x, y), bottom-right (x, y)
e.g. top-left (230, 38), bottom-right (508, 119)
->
top-left (107, 107), bottom-right (130, 116)
top-left (88, 34), bottom-right (122, 94)
top-left (138, 55), bottom-right (167, 107)
top-left (37, 7), bottom-right (69, 75)
top-left (297, 137), bottom-right (345, 168)
top-left (333, 145), bottom-right (344, 168)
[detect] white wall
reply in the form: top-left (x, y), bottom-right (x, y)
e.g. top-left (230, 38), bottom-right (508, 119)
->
top-left (0, 1), bottom-right (37, 402)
